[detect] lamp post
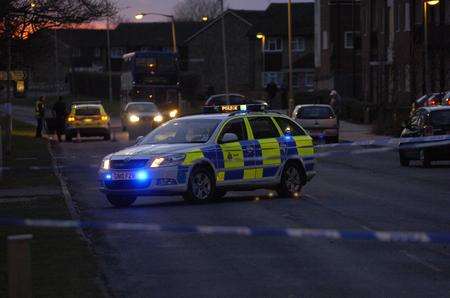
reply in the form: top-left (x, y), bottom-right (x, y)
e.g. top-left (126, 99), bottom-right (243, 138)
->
top-left (135, 12), bottom-right (177, 54)
top-left (287, 0), bottom-right (294, 115)
top-left (219, 0), bottom-right (229, 99)
top-left (256, 33), bottom-right (266, 88)
top-left (423, 0), bottom-right (440, 94)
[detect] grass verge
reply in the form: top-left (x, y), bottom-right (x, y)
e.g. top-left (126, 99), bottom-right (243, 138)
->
top-left (0, 120), bottom-right (104, 297)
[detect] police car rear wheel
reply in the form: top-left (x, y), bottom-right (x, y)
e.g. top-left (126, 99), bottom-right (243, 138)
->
top-left (184, 167), bottom-right (215, 202)
top-left (278, 163), bottom-right (304, 198)
top-left (106, 195), bottom-right (136, 207)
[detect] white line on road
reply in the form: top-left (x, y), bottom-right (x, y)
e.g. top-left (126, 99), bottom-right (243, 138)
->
top-left (401, 251), bottom-right (442, 272)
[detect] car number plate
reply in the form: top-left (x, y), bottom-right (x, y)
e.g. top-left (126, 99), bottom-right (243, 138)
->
top-left (221, 105), bottom-right (239, 112)
top-left (112, 171), bottom-right (135, 180)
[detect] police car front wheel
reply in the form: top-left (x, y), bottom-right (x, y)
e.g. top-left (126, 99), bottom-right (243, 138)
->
top-left (184, 166), bottom-right (216, 202)
top-left (278, 163), bottom-right (304, 198)
top-left (106, 195), bottom-right (137, 207)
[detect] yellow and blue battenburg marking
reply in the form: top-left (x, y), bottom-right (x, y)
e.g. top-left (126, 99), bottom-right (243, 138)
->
top-left (175, 131), bottom-right (315, 184)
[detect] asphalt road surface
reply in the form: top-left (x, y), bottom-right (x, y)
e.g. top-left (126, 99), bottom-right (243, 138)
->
top-left (13, 106), bottom-right (450, 297)
top-left (47, 128), bottom-right (450, 298)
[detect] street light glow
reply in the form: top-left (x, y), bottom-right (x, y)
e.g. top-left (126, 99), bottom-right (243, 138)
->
top-left (202, 16), bottom-right (208, 22)
top-left (426, 0), bottom-right (439, 5)
top-left (256, 33), bottom-right (265, 39)
top-left (135, 13), bottom-right (144, 20)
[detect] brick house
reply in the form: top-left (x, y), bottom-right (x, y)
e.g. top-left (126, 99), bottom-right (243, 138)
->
top-left (315, 0), bottom-right (362, 98)
top-left (184, 3), bottom-right (316, 97)
top-left (360, 0), bottom-right (449, 112)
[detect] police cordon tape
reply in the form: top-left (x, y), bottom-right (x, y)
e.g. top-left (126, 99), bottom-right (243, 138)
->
top-left (2, 134), bottom-right (450, 172)
top-left (1, 217), bottom-right (450, 244)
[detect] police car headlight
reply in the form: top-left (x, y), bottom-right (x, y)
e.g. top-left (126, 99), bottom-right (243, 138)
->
top-left (150, 154), bottom-right (185, 168)
top-left (153, 114), bottom-right (164, 123)
top-left (129, 114), bottom-right (140, 123)
top-left (101, 158), bottom-right (110, 170)
top-left (169, 109), bottom-right (178, 118)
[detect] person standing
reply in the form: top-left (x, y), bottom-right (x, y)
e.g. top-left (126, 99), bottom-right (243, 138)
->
top-left (35, 96), bottom-right (45, 138)
top-left (329, 90), bottom-right (342, 119)
top-left (265, 81), bottom-right (278, 108)
top-left (52, 96), bottom-right (67, 142)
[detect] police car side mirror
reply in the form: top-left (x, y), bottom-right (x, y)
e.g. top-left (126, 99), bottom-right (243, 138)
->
top-left (221, 133), bottom-right (238, 144)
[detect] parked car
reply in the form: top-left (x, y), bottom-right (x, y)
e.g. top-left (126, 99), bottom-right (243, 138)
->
top-left (204, 94), bottom-right (268, 112)
top-left (292, 104), bottom-right (339, 143)
top-left (399, 106), bottom-right (450, 167)
top-left (415, 92), bottom-right (446, 108)
top-left (65, 101), bottom-right (111, 141)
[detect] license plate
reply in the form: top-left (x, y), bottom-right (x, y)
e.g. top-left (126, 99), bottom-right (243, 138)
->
top-left (112, 171), bottom-right (135, 180)
top-left (83, 118), bottom-right (93, 123)
top-left (221, 105), bottom-right (239, 112)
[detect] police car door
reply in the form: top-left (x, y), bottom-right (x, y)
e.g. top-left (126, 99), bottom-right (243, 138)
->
top-left (248, 116), bottom-right (282, 180)
top-left (217, 118), bottom-right (251, 183)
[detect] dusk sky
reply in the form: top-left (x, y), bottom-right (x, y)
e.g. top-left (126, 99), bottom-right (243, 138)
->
top-left (118, 0), bottom-right (311, 22)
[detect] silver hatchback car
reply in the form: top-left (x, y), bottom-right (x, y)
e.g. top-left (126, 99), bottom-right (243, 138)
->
top-left (292, 104), bottom-right (339, 143)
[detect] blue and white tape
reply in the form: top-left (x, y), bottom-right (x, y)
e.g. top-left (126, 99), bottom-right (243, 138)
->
top-left (1, 217), bottom-right (450, 244)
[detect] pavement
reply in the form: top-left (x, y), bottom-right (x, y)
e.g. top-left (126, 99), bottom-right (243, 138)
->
top-left (11, 105), bottom-right (450, 297)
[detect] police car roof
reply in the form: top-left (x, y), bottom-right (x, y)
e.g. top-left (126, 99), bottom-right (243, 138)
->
top-left (180, 111), bottom-right (286, 121)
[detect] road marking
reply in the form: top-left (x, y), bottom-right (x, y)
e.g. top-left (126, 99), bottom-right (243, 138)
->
top-left (401, 251), bottom-right (442, 272)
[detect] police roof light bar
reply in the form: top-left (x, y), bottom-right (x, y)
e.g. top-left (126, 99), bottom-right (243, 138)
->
top-left (202, 104), bottom-right (268, 115)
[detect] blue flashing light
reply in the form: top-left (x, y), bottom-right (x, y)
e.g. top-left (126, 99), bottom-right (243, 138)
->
top-left (136, 170), bottom-right (149, 181)
top-left (283, 134), bottom-right (293, 141)
top-left (105, 173), bottom-right (112, 180)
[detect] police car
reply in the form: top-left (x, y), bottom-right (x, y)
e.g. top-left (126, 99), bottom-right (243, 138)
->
top-left (99, 105), bottom-right (316, 207)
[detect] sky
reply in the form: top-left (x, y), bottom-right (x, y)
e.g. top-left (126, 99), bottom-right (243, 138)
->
top-left (117, 0), bottom-right (312, 22)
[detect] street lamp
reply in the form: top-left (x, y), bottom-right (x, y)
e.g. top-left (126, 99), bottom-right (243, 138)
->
top-left (202, 16), bottom-right (208, 22)
top-left (256, 33), bottom-right (266, 88)
top-left (287, 0), bottom-right (294, 115)
top-left (134, 12), bottom-right (177, 54)
top-left (423, 0), bottom-right (440, 93)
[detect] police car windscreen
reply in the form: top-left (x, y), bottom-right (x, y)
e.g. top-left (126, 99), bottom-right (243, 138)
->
top-left (141, 119), bottom-right (221, 144)
top-left (431, 110), bottom-right (450, 126)
top-left (127, 103), bottom-right (158, 113)
top-left (298, 106), bottom-right (334, 119)
top-left (75, 107), bottom-right (100, 116)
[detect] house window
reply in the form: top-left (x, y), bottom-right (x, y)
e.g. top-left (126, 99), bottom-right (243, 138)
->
top-left (111, 47), bottom-right (125, 58)
top-left (72, 48), bottom-right (81, 57)
top-left (264, 37), bottom-right (283, 52)
top-left (292, 37), bottom-right (305, 52)
top-left (305, 72), bottom-right (315, 88)
top-left (94, 47), bottom-right (101, 58)
top-left (262, 72), bottom-right (283, 87)
top-left (344, 31), bottom-right (354, 49)
top-left (405, 3), bottom-right (411, 31)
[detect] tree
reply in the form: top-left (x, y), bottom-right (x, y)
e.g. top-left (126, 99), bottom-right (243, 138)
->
top-left (174, 0), bottom-right (222, 22)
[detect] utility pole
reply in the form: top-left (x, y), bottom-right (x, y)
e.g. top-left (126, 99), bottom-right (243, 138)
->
top-left (5, 16), bottom-right (12, 155)
top-left (106, 15), bottom-right (113, 105)
top-left (288, 0), bottom-right (294, 115)
top-left (54, 29), bottom-right (59, 96)
top-left (219, 0), bottom-right (229, 99)
top-left (423, 1), bottom-right (429, 94)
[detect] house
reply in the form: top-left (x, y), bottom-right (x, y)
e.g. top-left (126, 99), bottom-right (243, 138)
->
top-left (315, 0), bottom-right (362, 98)
top-left (359, 0), bottom-right (449, 110)
top-left (184, 3), bottom-right (316, 97)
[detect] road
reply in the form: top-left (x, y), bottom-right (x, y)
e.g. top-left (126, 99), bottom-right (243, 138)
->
top-left (14, 105), bottom-right (450, 297)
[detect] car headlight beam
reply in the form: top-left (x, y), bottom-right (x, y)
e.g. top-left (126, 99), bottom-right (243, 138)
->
top-left (154, 114), bottom-right (163, 123)
top-left (129, 114), bottom-right (140, 123)
top-left (150, 154), bottom-right (185, 168)
top-left (169, 109), bottom-right (178, 118)
top-left (101, 159), bottom-right (110, 170)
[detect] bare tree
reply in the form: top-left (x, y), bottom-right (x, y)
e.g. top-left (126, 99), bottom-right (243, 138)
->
top-left (174, 0), bottom-right (222, 22)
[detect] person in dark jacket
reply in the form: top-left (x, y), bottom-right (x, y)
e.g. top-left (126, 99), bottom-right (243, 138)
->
top-left (35, 96), bottom-right (46, 138)
top-left (52, 96), bottom-right (67, 142)
top-left (265, 81), bottom-right (279, 107)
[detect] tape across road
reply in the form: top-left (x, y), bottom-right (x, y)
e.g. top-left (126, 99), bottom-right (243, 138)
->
top-left (1, 217), bottom-right (450, 244)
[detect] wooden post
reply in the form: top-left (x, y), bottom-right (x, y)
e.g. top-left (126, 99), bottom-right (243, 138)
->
top-left (8, 234), bottom-right (33, 298)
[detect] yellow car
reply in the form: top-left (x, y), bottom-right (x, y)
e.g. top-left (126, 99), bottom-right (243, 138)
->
top-left (66, 101), bottom-right (111, 141)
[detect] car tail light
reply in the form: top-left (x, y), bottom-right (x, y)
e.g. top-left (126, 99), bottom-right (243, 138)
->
top-left (424, 126), bottom-right (433, 136)
top-left (445, 98), bottom-right (450, 106)
top-left (67, 116), bottom-right (75, 122)
top-left (428, 98), bottom-right (438, 106)
top-left (101, 115), bottom-right (109, 121)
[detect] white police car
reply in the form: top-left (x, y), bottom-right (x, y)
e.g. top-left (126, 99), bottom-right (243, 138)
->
top-left (99, 107), bottom-right (316, 207)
